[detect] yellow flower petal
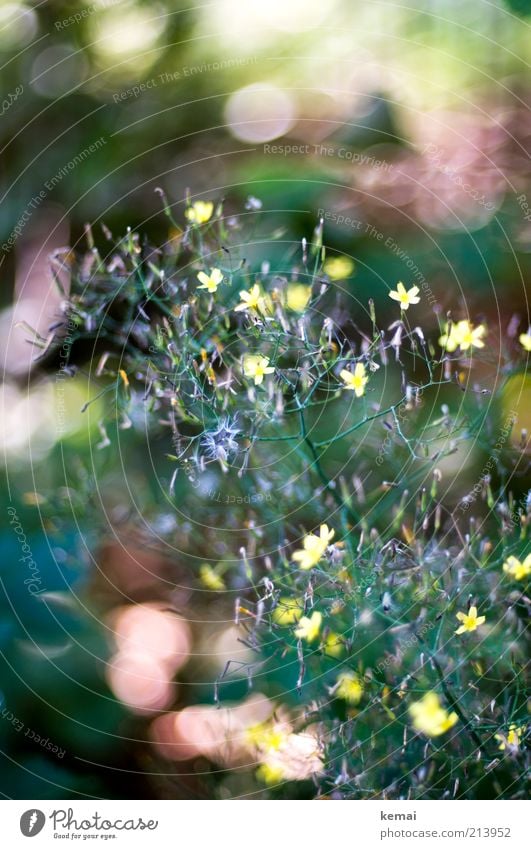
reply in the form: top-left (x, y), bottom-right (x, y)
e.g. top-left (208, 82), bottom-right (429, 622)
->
top-left (185, 200), bottom-right (214, 224)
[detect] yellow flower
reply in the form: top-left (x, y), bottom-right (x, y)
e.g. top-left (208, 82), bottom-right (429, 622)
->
top-left (455, 605), bottom-right (486, 635)
top-left (503, 554), bottom-right (531, 581)
top-left (185, 200), bottom-right (214, 225)
top-left (246, 721), bottom-right (288, 753)
top-left (323, 256), bottom-right (355, 280)
top-left (292, 524), bottom-right (335, 570)
top-left (322, 632), bottom-right (344, 658)
top-left (199, 564), bottom-right (225, 591)
top-left (408, 692), bottom-right (459, 737)
top-left (234, 284), bottom-right (266, 314)
top-left (256, 762), bottom-right (286, 784)
top-left (335, 671), bottom-right (363, 704)
top-left (272, 597), bottom-right (303, 626)
top-left (495, 723), bottom-right (525, 751)
top-left (256, 732), bottom-right (323, 783)
top-left (286, 283), bottom-right (312, 313)
top-left (242, 354), bottom-right (274, 386)
top-left (439, 320), bottom-right (486, 352)
top-left (438, 321), bottom-right (461, 352)
top-left (388, 281), bottom-right (420, 310)
top-left (197, 267), bottom-right (224, 293)
top-left (456, 320), bottom-right (486, 351)
top-left (294, 611), bottom-right (322, 642)
top-left (519, 330), bottom-right (531, 352)
top-left (339, 363), bottom-right (368, 397)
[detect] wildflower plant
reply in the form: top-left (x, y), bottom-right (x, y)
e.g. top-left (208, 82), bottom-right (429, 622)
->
top-left (38, 195), bottom-right (529, 800)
